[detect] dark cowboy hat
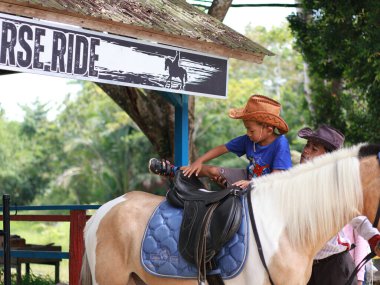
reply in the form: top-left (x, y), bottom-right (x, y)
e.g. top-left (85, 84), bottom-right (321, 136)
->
top-left (298, 124), bottom-right (345, 151)
top-left (228, 95), bottom-right (289, 134)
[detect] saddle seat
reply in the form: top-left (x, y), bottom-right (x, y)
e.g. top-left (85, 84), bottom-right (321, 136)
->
top-left (167, 171), bottom-right (243, 282)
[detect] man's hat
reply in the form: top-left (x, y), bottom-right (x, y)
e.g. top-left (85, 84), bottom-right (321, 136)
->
top-left (298, 124), bottom-right (345, 151)
top-left (228, 95), bottom-right (289, 134)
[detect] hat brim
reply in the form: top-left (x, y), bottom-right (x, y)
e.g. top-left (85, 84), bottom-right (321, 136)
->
top-left (297, 128), bottom-right (336, 151)
top-left (229, 109), bottom-right (289, 134)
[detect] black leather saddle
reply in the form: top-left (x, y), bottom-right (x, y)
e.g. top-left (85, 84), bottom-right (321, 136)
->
top-left (166, 171), bottom-right (243, 283)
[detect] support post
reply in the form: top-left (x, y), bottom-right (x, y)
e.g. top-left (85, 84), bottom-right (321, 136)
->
top-left (69, 210), bottom-right (87, 285)
top-left (174, 94), bottom-right (189, 166)
top-left (158, 92), bottom-right (189, 166)
top-left (3, 194), bottom-right (11, 285)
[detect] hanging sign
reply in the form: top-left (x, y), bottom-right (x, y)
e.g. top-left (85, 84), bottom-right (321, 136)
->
top-left (0, 13), bottom-right (228, 98)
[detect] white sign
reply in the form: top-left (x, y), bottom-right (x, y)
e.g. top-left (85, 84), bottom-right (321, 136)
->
top-left (0, 13), bottom-right (228, 98)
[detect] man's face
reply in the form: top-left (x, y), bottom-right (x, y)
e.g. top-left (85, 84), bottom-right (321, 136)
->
top-left (300, 140), bottom-right (327, 164)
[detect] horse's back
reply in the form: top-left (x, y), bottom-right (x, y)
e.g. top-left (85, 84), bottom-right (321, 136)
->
top-left (84, 191), bottom-right (164, 285)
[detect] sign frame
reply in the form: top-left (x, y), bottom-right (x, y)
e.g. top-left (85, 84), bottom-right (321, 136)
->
top-left (0, 12), bottom-right (229, 99)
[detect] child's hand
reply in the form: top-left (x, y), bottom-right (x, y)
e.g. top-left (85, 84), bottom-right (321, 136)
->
top-left (232, 180), bottom-right (250, 189)
top-left (182, 161), bottom-right (203, 177)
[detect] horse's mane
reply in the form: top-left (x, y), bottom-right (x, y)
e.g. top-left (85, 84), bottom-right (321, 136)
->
top-left (251, 144), bottom-right (364, 249)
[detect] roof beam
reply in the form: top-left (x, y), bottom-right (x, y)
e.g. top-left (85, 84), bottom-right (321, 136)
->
top-left (0, 0), bottom-right (269, 63)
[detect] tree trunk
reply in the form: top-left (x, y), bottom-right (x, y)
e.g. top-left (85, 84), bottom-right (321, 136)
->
top-left (97, 84), bottom-right (176, 160)
top-left (97, 0), bottom-right (231, 163)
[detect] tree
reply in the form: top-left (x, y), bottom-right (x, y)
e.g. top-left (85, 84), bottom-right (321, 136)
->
top-left (43, 82), bottom-right (163, 204)
top-left (287, 0), bottom-right (380, 143)
top-left (228, 24), bottom-right (307, 149)
top-left (96, 0), bottom-right (234, 162)
top-left (0, 101), bottom-right (60, 204)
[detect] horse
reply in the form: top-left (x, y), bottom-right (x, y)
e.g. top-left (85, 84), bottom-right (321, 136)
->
top-left (164, 57), bottom-right (188, 90)
top-left (80, 144), bottom-right (380, 285)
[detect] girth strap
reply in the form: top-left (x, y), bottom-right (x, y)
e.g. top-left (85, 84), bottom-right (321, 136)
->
top-left (247, 185), bottom-right (275, 285)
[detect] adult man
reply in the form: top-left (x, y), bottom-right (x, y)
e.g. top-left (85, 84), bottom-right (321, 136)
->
top-left (298, 125), bottom-right (380, 285)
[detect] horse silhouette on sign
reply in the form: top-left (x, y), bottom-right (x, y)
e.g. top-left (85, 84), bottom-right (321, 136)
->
top-left (165, 51), bottom-right (187, 90)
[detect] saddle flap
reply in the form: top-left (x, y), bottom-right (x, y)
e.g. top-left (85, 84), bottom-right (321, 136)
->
top-left (179, 195), bottom-right (243, 266)
top-left (209, 196), bottom-right (243, 250)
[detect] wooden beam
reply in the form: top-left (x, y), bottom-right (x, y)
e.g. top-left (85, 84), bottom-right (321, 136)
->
top-left (0, 215), bottom-right (92, 222)
top-left (0, 1), bottom-right (265, 63)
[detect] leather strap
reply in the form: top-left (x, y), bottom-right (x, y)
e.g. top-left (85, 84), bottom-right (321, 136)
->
top-left (346, 169), bottom-right (379, 285)
top-left (345, 251), bottom-right (375, 285)
top-left (247, 186), bottom-right (275, 285)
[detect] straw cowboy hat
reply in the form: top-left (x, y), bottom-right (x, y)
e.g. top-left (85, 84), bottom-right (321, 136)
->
top-left (228, 95), bottom-right (289, 134)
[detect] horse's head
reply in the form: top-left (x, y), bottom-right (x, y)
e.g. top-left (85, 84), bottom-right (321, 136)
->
top-left (359, 144), bottom-right (380, 230)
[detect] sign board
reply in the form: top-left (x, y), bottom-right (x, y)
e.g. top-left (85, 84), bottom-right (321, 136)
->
top-left (0, 13), bottom-right (228, 98)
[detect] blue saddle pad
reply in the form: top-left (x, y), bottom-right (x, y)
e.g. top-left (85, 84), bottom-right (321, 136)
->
top-left (141, 196), bottom-right (249, 279)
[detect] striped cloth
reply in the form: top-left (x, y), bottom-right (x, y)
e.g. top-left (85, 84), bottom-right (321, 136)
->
top-left (314, 216), bottom-right (378, 260)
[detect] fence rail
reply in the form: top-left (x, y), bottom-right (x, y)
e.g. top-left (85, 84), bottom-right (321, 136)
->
top-left (0, 200), bottom-right (101, 285)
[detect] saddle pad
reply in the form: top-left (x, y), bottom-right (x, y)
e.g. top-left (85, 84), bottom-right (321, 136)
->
top-left (141, 197), bottom-right (249, 279)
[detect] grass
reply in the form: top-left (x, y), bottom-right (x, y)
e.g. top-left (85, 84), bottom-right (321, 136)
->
top-left (0, 269), bottom-right (55, 284)
top-left (2, 221), bottom-right (71, 283)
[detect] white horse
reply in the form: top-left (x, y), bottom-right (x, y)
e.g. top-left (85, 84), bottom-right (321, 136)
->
top-left (80, 144), bottom-right (380, 285)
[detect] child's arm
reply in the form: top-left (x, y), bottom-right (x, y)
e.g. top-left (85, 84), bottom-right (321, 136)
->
top-left (182, 145), bottom-right (228, 177)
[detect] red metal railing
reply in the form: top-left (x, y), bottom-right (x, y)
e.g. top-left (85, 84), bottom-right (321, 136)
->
top-left (0, 204), bottom-right (100, 285)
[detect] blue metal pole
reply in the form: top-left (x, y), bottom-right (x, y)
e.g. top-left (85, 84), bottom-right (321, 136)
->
top-left (174, 94), bottom-right (189, 166)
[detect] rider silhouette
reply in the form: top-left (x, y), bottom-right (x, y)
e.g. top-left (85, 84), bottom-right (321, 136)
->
top-left (173, 51), bottom-right (180, 67)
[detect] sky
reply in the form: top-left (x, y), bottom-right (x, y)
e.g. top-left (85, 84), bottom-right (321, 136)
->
top-left (0, 1), bottom-right (296, 121)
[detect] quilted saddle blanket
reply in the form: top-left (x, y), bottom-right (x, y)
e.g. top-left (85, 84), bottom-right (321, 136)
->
top-left (141, 197), bottom-right (249, 279)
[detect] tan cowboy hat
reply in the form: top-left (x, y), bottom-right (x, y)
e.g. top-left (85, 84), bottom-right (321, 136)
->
top-left (228, 95), bottom-right (289, 134)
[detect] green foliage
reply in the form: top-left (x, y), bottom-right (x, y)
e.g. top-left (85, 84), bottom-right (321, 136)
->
top-left (43, 81), bottom-right (158, 204)
top-left (0, 100), bottom-right (61, 205)
top-left (0, 24), bottom-right (309, 205)
top-left (287, 0), bottom-right (380, 143)
top-left (195, 24), bottom-right (308, 159)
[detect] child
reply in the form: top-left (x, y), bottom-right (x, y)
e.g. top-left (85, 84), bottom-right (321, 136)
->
top-left (149, 94), bottom-right (292, 188)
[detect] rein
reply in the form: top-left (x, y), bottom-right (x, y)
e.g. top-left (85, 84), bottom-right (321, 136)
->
top-left (247, 183), bottom-right (275, 285)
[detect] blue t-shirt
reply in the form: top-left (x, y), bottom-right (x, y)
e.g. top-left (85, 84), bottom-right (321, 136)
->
top-left (225, 135), bottom-right (292, 179)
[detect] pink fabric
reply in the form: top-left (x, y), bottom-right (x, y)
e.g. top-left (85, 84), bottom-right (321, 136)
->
top-left (343, 224), bottom-right (370, 282)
